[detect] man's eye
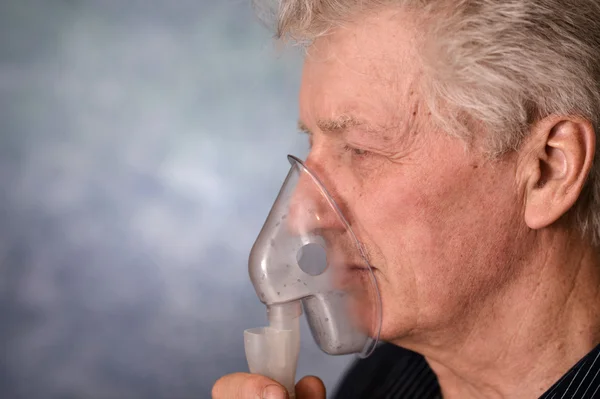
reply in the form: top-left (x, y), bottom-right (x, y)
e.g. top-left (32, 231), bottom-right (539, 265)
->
top-left (344, 145), bottom-right (369, 156)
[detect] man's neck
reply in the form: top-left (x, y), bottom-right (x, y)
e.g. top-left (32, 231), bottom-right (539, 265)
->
top-left (401, 230), bottom-right (600, 399)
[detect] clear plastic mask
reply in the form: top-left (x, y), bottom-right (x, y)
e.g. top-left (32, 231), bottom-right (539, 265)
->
top-left (247, 155), bottom-right (382, 358)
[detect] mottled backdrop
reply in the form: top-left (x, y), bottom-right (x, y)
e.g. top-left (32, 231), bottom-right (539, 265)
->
top-left (0, 1), bottom-right (353, 398)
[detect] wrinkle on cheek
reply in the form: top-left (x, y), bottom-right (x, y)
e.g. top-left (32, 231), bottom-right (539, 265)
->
top-left (353, 158), bottom-right (388, 183)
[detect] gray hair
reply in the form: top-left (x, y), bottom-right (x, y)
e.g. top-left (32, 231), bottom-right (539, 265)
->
top-left (254, 0), bottom-right (600, 245)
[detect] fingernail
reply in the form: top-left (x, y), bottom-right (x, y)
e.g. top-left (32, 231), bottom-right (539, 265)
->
top-left (262, 384), bottom-right (287, 399)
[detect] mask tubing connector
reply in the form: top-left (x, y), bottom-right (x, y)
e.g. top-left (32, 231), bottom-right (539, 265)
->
top-left (244, 301), bottom-right (302, 398)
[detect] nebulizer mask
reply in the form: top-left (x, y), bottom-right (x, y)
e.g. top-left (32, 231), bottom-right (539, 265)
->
top-left (244, 155), bottom-right (382, 398)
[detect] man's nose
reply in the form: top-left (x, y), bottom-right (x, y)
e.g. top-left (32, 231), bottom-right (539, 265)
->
top-left (286, 156), bottom-right (346, 237)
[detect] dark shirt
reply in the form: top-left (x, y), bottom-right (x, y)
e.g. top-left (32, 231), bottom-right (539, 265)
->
top-left (332, 342), bottom-right (600, 399)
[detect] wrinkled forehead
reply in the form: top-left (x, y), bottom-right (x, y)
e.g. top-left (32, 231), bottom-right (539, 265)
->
top-left (299, 9), bottom-right (423, 125)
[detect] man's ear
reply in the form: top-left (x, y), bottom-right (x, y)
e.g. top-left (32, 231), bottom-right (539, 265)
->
top-left (522, 116), bottom-right (596, 230)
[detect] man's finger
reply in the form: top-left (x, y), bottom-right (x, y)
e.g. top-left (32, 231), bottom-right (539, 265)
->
top-left (212, 372), bottom-right (288, 399)
top-left (296, 375), bottom-right (326, 399)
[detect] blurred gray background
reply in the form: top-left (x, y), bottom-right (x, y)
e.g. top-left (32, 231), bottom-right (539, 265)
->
top-left (0, 1), bottom-right (354, 398)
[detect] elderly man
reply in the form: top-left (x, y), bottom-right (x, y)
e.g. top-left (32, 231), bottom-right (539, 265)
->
top-left (213, 0), bottom-right (600, 398)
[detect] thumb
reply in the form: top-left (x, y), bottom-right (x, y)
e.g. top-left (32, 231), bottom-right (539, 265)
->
top-left (295, 376), bottom-right (326, 399)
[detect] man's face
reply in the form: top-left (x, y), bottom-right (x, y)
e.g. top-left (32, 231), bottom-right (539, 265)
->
top-left (297, 10), bottom-right (531, 344)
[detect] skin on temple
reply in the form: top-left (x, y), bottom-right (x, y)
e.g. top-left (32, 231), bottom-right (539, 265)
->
top-left (212, 6), bottom-right (600, 399)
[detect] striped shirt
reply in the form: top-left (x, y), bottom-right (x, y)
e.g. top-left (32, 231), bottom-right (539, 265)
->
top-left (332, 342), bottom-right (600, 399)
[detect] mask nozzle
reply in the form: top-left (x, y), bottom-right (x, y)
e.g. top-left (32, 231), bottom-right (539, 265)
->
top-left (244, 302), bottom-right (302, 398)
top-left (244, 154), bottom-right (382, 394)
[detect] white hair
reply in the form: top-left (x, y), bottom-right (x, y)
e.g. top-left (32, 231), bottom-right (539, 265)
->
top-left (254, 0), bottom-right (600, 245)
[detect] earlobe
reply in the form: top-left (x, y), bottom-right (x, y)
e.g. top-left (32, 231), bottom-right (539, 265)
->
top-left (523, 117), bottom-right (595, 230)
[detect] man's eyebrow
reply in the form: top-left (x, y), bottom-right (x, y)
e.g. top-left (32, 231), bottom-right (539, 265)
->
top-left (297, 115), bottom-right (375, 135)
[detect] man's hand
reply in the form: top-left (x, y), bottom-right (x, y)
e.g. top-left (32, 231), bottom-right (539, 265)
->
top-left (212, 373), bottom-right (326, 399)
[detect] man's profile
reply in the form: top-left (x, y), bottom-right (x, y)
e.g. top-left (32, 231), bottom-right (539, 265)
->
top-left (213, 1), bottom-right (600, 398)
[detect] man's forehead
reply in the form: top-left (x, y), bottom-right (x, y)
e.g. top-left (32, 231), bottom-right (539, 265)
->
top-left (298, 8), bottom-right (422, 144)
top-left (298, 70), bottom-right (419, 142)
top-left (301, 15), bottom-right (420, 102)
top-left (304, 8), bottom-right (420, 74)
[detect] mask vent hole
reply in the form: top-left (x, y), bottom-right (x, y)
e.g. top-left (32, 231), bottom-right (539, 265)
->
top-left (297, 243), bottom-right (328, 276)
